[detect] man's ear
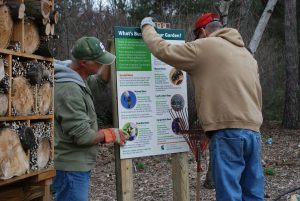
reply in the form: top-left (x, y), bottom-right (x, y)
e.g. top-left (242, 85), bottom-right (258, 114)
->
top-left (78, 60), bottom-right (87, 67)
top-left (201, 28), bottom-right (208, 38)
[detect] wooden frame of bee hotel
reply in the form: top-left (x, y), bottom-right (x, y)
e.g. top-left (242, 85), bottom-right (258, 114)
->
top-left (0, 0), bottom-right (57, 200)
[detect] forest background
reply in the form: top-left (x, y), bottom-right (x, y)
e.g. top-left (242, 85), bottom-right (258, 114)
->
top-left (52, 0), bottom-right (300, 128)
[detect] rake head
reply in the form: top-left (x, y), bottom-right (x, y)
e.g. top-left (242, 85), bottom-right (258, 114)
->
top-left (169, 107), bottom-right (209, 172)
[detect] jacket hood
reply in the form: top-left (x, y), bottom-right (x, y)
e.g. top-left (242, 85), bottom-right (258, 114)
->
top-left (54, 60), bottom-right (86, 88)
top-left (209, 28), bottom-right (245, 47)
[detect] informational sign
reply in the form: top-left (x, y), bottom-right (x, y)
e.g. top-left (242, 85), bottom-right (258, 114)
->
top-left (114, 26), bottom-right (189, 159)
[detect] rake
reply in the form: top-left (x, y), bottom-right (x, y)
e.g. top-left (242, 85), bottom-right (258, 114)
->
top-left (169, 107), bottom-right (209, 201)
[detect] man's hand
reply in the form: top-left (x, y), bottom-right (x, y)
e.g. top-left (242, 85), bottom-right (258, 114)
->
top-left (101, 128), bottom-right (126, 145)
top-left (140, 17), bottom-right (155, 29)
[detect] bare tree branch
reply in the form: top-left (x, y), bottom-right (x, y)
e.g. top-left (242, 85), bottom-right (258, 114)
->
top-left (248, 0), bottom-right (279, 54)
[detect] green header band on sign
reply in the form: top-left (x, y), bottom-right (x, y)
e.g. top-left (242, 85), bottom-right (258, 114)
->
top-left (114, 26), bottom-right (185, 40)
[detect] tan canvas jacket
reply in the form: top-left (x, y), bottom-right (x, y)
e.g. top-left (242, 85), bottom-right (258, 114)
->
top-left (142, 26), bottom-right (263, 132)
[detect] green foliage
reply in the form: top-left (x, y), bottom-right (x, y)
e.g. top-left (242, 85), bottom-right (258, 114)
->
top-left (264, 167), bottom-right (275, 175)
top-left (136, 162), bottom-right (145, 171)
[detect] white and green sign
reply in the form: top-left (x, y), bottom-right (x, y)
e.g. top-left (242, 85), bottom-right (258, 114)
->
top-left (114, 26), bottom-right (189, 159)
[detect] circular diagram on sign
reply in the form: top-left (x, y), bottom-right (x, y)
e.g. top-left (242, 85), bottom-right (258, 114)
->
top-left (170, 94), bottom-right (185, 111)
top-left (169, 68), bottom-right (184, 85)
top-left (172, 118), bottom-right (184, 134)
top-left (122, 122), bottom-right (139, 141)
top-left (120, 90), bottom-right (137, 109)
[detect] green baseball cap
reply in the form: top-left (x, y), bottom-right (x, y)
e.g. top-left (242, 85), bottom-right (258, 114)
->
top-left (71, 37), bottom-right (115, 65)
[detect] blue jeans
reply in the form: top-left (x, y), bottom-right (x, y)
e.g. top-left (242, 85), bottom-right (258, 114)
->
top-left (52, 170), bottom-right (91, 201)
top-left (210, 129), bottom-right (264, 201)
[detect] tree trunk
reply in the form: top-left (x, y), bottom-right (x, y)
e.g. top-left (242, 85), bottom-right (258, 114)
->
top-left (248, 0), bottom-right (279, 54)
top-left (239, 0), bottom-right (253, 32)
top-left (282, 0), bottom-right (299, 129)
top-left (0, 5), bottom-right (13, 49)
top-left (217, 0), bottom-right (233, 27)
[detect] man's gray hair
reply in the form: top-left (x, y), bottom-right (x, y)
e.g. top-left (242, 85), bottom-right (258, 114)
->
top-left (205, 21), bottom-right (222, 33)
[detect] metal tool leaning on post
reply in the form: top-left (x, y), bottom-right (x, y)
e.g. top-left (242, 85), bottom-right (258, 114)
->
top-left (53, 37), bottom-right (126, 201)
top-left (140, 14), bottom-right (264, 201)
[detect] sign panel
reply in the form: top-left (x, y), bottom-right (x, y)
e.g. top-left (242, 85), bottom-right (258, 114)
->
top-left (114, 27), bottom-right (189, 159)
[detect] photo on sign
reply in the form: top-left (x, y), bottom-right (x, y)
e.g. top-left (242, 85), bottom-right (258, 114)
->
top-left (169, 68), bottom-right (184, 85)
top-left (171, 117), bottom-right (185, 134)
top-left (170, 94), bottom-right (185, 111)
top-left (120, 90), bottom-right (137, 109)
top-left (122, 122), bottom-right (139, 141)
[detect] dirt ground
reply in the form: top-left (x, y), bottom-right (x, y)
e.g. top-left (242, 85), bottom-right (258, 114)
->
top-left (89, 121), bottom-right (300, 201)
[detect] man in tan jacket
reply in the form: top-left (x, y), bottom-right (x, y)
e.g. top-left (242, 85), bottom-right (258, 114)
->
top-left (141, 13), bottom-right (264, 201)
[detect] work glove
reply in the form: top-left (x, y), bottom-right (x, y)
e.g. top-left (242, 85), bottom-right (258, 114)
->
top-left (140, 17), bottom-right (155, 29)
top-left (101, 128), bottom-right (126, 145)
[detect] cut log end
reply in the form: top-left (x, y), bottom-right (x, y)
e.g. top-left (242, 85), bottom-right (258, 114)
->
top-left (42, 17), bottom-right (49, 25)
top-left (0, 93), bottom-right (8, 116)
top-left (50, 10), bottom-right (59, 24)
top-left (12, 77), bottom-right (34, 115)
top-left (0, 128), bottom-right (29, 180)
top-left (38, 81), bottom-right (52, 115)
top-left (12, 19), bottom-right (40, 54)
top-left (18, 3), bottom-right (25, 19)
top-left (0, 5), bottom-right (13, 49)
top-left (41, 0), bottom-right (51, 19)
top-left (50, 24), bottom-right (55, 35)
top-left (24, 0), bottom-right (51, 23)
top-left (45, 23), bottom-right (51, 35)
top-left (37, 138), bottom-right (50, 169)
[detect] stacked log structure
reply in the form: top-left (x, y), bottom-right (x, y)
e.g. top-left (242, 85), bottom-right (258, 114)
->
top-left (0, 0), bottom-right (59, 56)
top-left (0, 0), bottom-right (56, 200)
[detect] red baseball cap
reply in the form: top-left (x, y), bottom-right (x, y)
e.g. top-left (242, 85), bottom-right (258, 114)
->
top-left (193, 13), bottom-right (221, 38)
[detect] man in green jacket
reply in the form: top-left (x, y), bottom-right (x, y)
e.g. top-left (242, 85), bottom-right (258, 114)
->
top-left (53, 37), bottom-right (126, 201)
top-left (87, 64), bottom-right (113, 129)
top-left (140, 14), bottom-right (264, 201)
